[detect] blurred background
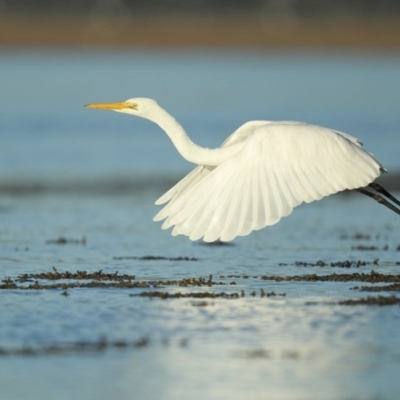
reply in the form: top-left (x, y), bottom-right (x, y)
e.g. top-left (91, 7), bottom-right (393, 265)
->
top-left (1, 0), bottom-right (400, 47)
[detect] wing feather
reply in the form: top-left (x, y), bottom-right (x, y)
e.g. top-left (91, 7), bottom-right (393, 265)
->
top-left (264, 160), bottom-right (286, 221)
top-left (256, 157), bottom-right (270, 228)
top-left (154, 165), bottom-right (213, 209)
top-left (234, 162), bottom-right (253, 237)
top-left (190, 168), bottom-right (241, 241)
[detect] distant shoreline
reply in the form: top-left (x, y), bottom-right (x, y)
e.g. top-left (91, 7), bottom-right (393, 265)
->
top-left (1, 172), bottom-right (400, 195)
top-left (1, 14), bottom-right (400, 48)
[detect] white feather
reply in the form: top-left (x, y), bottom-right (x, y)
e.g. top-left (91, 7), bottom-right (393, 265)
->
top-left (155, 122), bottom-right (382, 241)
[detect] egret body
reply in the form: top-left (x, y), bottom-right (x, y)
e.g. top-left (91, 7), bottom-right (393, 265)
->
top-left (86, 98), bottom-right (400, 242)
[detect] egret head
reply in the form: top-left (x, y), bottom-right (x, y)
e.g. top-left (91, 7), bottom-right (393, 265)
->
top-left (85, 97), bottom-right (159, 118)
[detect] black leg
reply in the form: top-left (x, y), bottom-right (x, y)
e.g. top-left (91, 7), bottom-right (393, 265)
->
top-left (357, 187), bottom-right (400, 216)
top-left (368, 182), bottom-right (400, 207)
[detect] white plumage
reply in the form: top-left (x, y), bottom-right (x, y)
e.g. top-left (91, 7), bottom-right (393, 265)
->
top-left (154, 122), bottom-right (382, 242)
top-left (86, 98), bottom-right (394, 242)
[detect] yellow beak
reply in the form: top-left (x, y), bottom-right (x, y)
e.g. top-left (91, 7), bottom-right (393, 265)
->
top-left (85, 102), bottom-right (136, 111)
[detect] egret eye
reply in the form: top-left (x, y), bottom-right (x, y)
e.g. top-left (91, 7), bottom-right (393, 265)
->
top-left (127, 103), bottom-right (138, 110)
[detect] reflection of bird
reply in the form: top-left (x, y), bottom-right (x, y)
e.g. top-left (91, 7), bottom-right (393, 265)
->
top-left (86, 98), bottom-right (400, 242)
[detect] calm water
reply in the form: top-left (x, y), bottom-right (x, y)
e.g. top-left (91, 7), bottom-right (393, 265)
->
top-left (1, 49), bottom-right (400, 400)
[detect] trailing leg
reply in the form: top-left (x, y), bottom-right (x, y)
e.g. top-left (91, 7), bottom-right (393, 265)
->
top-left (368, 182), bottom-right (400, 207)
top-left (357, 187), bottom-right (400, 216)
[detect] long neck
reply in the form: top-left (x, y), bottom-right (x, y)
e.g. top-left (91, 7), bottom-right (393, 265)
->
top-left (146, 107), bottom-right (243, 167)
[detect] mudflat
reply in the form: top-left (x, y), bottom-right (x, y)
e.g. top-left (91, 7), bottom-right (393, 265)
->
top-left (1, 14), bottom-right (400, 48)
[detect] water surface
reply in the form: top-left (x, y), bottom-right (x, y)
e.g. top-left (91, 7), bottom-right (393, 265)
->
top-left (1, 49), bottom-right (400, 400)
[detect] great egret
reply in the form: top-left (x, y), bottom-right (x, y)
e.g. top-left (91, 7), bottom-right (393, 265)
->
top-left (86, 98), bottom-right (400, 242)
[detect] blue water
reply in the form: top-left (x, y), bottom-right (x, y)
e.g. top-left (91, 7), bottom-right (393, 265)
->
top-left (1, 49), bottom-right (400, 400)
top-left (1, 50), bottom-right (400, 181)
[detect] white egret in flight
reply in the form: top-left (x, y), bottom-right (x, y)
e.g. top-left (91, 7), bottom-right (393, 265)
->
top-left (86, 98), bottom-right (400, 242)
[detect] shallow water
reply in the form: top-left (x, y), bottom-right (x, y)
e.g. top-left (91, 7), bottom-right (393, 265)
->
top-left (1, 49), bottom-right (400, 400)
top-left (1, 190), bottom-right (400, 400)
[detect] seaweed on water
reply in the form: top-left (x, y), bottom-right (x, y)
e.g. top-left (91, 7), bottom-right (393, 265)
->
top-left (278, 259), bottom-right (379, 268)
top-left (351, 283), bottom-right (400, 292)
top-left (0, 336), bottom-right (153, 357)
top-left (340, 233), bottom-right (372, 240)
top-left (351, 245), bottom-right (381, 251)
top-left (133, 291), bottom-right (241, 299)
top-left (45, 236), bottom-right (86, 245)
top-left (0, 278), bottom-right (18, 289)
top-left (131, 289), bottom-right (285, 299)
top-left (261, 270), bottom-right (400, 283)
top-left (339, 295), bottom-right (400, 306)
top-left (16, 268), bottom-right (136, 283)
top-left (2, 267), bottom-right (399, 292)
top-left (113, 255), bottom-right (198, 261)
top-left (0, 270), bottom-right (234, 290)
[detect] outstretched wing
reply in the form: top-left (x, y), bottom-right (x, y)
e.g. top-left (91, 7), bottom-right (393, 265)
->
top-left (155, 123), bottom-right (383, 242)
